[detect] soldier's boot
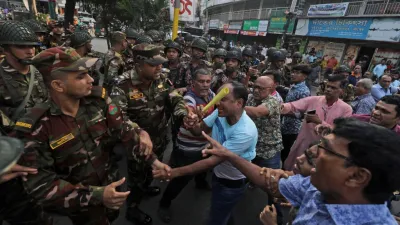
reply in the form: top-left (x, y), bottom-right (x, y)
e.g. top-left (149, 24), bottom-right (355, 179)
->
top-left (126, 205), bottom-right (152, 225)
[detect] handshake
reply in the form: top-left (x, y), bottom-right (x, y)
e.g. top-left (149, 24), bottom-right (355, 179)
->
top-left (183, 105), bottom-right (204, 129)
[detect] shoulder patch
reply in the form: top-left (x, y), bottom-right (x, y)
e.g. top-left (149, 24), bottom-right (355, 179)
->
top-left (90, 86), bottom-right (107, 99)
top-left (14, 102), bottom-right (51, 133)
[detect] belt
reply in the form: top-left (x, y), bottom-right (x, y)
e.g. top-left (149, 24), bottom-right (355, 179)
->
top-left (213, 174), bottom-right (248, 189)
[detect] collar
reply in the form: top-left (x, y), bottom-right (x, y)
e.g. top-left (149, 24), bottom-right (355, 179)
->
top-left (292, 81), bottom-right (306, 89)
top-left (130, 69), bottom-right (143, 86)
top-left (325, 203), bottom-right (391, 225)
top-left (49, 98), bottom-right (91, 116)
top-left (189, 88), bottom-right (213, 102)
top-left (355, 93), bottom-right (372, 100)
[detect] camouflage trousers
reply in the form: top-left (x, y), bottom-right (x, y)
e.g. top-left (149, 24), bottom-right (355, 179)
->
top-left (126, 133), bottom-right (168, 207)
top-left (63, 206), bottom-right (119, 225)
top-left (0, 179), bottom-right (53, 225)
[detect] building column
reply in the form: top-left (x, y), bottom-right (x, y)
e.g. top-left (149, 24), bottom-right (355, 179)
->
top-left (258, 0), bottom-right (264, 19)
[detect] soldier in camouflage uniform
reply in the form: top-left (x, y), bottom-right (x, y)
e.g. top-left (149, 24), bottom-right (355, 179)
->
top-left (163, 41), bottom-right (185, 88)
top-left (0, 21), bottom-right (48, 134)
top-left (211, 50), bottom-right (248, 93)
top-left (23, 20), bottom-right (48, 53)
top-left (335, 65), bottom-right (355, 103)
top-left (103, 31), bottom-right (128, 88)
top-left (242, 47), bottom-right (260, 84)
top-left (44, 20), bottom-right (64, 48)
top-left (147, 30), bottom-right (165, 57)
top-left (177, 38), bottom-right (212, 90)
top-left (110, 43), bottom-right (189, 225)
top-left (124, 28), bottom-right (141, 71)
top-left (212, 48), bottom-right (227, 73)
top-left (180, 33), bottom-right (193, 64)
top-left (15, 47), bottom-right (169, 225)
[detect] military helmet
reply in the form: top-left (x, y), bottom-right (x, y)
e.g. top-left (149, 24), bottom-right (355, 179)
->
top-left (267, 47), bottom-right (277, 57)
top-left (213, 48), bottom-right (227, 58)
top-left (191, 38), bottom-right (208, 52)
top-left (164, 41), bottom-right (182, 57)
top-left (292, 51), bottom-right (302, 59)
top-left (184, 33), bottom-right (194, 43)
top-left (230, 46), bottom-right (242, 54)
top-left (23, 20), bottom-right (47, 34)
top-left (146, 30), bottom-right (162, 42)
top-left (125, 28), bottom-right (141, 40)
top-left (335, 65), bottom-right (351, 74)
top-left (0, 21), bottom-right (40, 46)
top-left (279, 48), bottom-right (288, 57)
top-left (110, 31), bottom-right (126, 43)
top-left (135, 34), bottom-right (153, 44)
top-left (242, 47), bottom-right (253, 57)
top-left (271, 50), bottom-right (286, 62)
top-left (174, 37), bottom-right (185, 46)
top-left (225, 50), bottom-right (242, 63)
top-left (70, 31), bottom-right (92, 48)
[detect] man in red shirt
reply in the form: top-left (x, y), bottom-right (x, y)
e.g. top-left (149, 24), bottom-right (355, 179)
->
top-left (324, 54), bottom-right (338, 78)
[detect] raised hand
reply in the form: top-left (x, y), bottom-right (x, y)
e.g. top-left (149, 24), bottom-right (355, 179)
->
top-left (103, 177), bottom-right (130, 210)
top-left (201, 131), bottom-right (233, 159)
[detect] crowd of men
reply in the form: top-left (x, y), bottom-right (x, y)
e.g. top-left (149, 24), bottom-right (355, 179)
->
top-left (0, 19), bottom-right (400, 225)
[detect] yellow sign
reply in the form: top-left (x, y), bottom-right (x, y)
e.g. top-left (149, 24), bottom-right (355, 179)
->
top-left (50, 133), bottom-right (75, 150)
top-left (16, 121), bottom-right (32, 129)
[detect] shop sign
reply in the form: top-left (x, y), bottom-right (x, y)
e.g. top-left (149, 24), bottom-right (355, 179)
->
top-left (268, 17), bottom-right (295, 34)
top-left (243, 20), bottom-right (259, 31)
top-left (209, 19), bottom-right (219, 29)
top-left (240, 31), bottom-right (258, 36)
top-left (228, 21), bottom-right (242, 30)
top-left (224, 30), bottom-right (240, 34)
top-left (307, 3), bottom-right (349, 17)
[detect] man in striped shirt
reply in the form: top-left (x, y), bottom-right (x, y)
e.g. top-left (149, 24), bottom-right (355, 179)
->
top-left (158, 68), bottom-right (215, 223)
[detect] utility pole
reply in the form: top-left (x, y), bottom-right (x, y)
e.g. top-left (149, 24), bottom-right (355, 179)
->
top-left (172, 0), bottom-right (180, 40)
top-left (280, 0), bottom-right (299, 48)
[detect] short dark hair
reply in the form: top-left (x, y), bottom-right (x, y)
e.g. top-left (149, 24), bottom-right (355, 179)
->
top-left (380, 95), bottom-right (400, 117)
top-left (263, 70), bottom-right (281, 83)
top-left (292, 64), bottom-right (311, 76)
top-left (193, 68), bottom-right (211, 80)
top-left (228, 81), bottom-right (248, 108)
top-left (332, 117), bottom-right (400, 204)
top-left (327, 74), bottom-right (348, 89)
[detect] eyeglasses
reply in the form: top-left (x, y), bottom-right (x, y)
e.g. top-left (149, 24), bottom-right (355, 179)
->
top-left (308, 140), bottom-right (353, 164)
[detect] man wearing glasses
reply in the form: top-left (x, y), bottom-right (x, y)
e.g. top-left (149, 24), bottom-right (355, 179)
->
top-left (201, 117), bottom-right (400, 225)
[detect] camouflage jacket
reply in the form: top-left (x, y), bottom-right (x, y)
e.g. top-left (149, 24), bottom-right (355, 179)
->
top-left (178, 60), bottom-right (212, 88)
top-left (0, 60), bottom-right (48, 124)
top-left (342, 84), bottom-right (355, 103)
top-left (123, 47), bottom-right (135, 71)
top-left (44, 34), bottom-right (64, 49)
top-left (110, 69), bottom-right (188, 139)
top-left (103, 49), bottom-right (125, 87)
top-left (14, 87), bottom-right (155, 214)
top-left (283, 63), bottom-right (298, 86)
top-left (180, 53), bottom-right (191, 65)
top-left (211, 69), bottom-right (247, 93)
top-left (162, 61), bottom-right (185, 88)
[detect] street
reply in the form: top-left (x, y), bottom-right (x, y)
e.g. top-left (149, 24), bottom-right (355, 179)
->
top-left (92, 37), bottom-right (108, 53)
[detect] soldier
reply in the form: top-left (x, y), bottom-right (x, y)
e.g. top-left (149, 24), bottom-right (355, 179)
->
top-left (242, 47), bottom-right (260, 84)
top-left (69, 31), bottom-right (93, 57)
top-left (124, 28), bottom-right (141, 71)
top-left (178, 38), bottom-right (212, 90)
top-left (0, 21), bottom-right (48, 134)
top-left (180, 33), bottom-right (193, 64)
top-left (23, 20), bottom-right (48, 53)
top-left (15, 47), bottom-right (170, 225)
top-left (335, 65), bottom-right (355, 103)
top-left (135, 34), bottom-right (154, 44)
top-left (211, 50), bottom-right (248, 93)
top-left (212, 48), bottom-right (227, 72)
top-left (110, 43), bottom-right (189, 225)
top-left (147, 30), bottom-right (165, 56)
top-left (44, 20), bottom-right (64, 48)
top-left (103, 31), bottom-right (128, 88)
top-left (163, 41), bottom-right (184, 88)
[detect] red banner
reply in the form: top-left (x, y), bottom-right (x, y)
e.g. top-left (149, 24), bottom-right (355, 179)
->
top-left (224, 30), bottom-right (240, 34)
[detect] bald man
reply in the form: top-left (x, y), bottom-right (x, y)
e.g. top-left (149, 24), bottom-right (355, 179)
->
top-left (244, 76), bottom-right (284, 224)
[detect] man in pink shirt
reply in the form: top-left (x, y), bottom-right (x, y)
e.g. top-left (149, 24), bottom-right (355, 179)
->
top-left (281, 74), bottom-right (352, 170)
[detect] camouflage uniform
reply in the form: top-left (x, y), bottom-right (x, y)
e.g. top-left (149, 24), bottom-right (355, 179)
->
top-left (180, 52), bottom-right (191, 64)
top-left (211, 69), bottom-right (247, 93)
top-left (178, 60), bottom-right (212, 88)
top-left (15, 47), bottom-right (155, 225)
top-left (0, 21), bottom-right (48, 134)
top-left (102, 32), bottom-right (127, 88)
top-left (110, 44), bottom-right (188, 214)
top-left (342, 84), bottom-right (355, 103)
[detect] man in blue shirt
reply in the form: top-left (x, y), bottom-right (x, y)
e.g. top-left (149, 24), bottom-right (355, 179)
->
top-left (201, 117), bottom-right (400, 225)
top-left (281, 64), bottom-right (311, 163)
top-left (351, 78), bottom-right (376, 114)
top-left (373, 58), bottom-right (387, 80)
top-left (154, 81), bottom-right (258, 225)
top-left (371, 75), bottom-right (394, 102)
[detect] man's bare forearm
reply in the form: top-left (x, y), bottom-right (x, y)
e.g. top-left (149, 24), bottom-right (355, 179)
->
top-left (173, 156), bottom-right (222, 178)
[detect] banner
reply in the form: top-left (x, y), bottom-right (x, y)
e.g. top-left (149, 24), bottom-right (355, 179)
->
top-left (258, 20), bottom-right (269, 32)
top-left (228, 21), bottom-right (243, 30)
top-left (243, 20), bottom-right (259, 31)
top-left (224, 30), bottom-right (240, 34)
top-left (268, 17), bottom-right (295, 34)
top-left (307, 3), bottom-right (349, 17)
top-left (240, 31), bottom-right (258, 36)
top-left (369, 48), bottom-right (400, 71)
top-left (209, 19), bottom-right (219, 29)
top-left (169, 0), bottom-right (196, 22)
top-left (323, 42), bottom-right (346, 64)
top-left (343, 45), bottom-right (360, 65)
top-left (366, 18), bottom-right (400, 42)
top-left (295, 18), bottom-right (373, 40)
top-left (241, 20), bottom-right (269, 35)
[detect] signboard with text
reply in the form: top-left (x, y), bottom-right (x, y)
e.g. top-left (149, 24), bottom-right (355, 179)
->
top-left (307, 3), bottom-right (349, 17)
top-left (241, 20), bottom-right (269, 35)
top-left (169, 0), bottom-right (196, 22)
top-left (268, 17), bottom-right (295, 34)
